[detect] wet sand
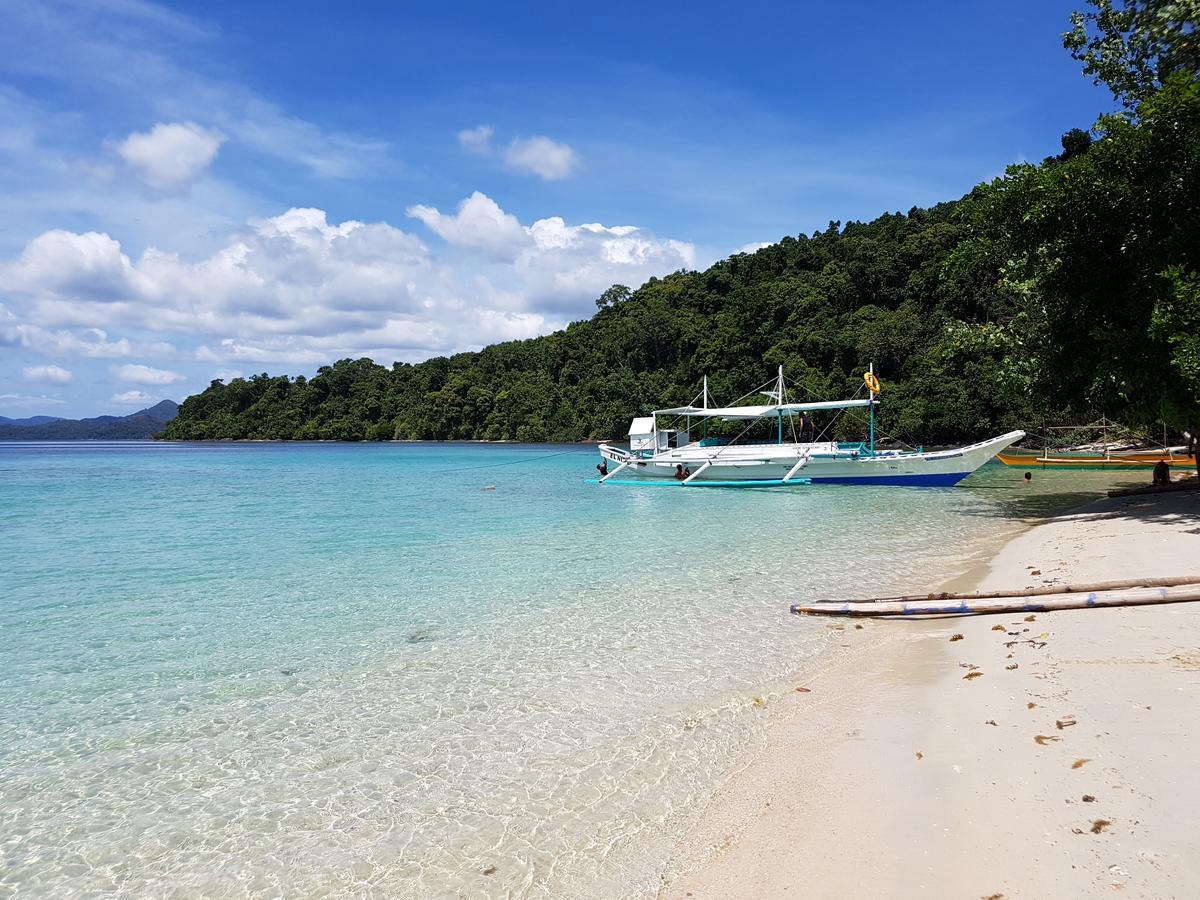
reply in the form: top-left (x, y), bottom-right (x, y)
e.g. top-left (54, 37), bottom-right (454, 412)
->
top-left (660, 489), bottom-right (1200, 899)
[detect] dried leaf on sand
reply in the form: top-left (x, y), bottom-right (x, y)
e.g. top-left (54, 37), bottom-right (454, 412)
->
top-left (963, 671), bottom-right (983, 680)
top-left (1034, 734), bottom-right (1061, 745)
top-left (991, 624), bottom-right (1007, 632)
top-left (949, 633), bottom-right (964, 642)
top-left (1090, 819), bottom-right (1111, 834)
top-left (1072, 758), bottom-right (1091, 769)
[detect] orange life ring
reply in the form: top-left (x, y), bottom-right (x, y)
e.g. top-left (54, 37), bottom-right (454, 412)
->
top-left (864, 372), bottom-right (881, 394)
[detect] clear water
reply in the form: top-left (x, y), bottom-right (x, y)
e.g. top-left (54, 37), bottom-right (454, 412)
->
top-left (0, 443), bottom-right (1139, 898)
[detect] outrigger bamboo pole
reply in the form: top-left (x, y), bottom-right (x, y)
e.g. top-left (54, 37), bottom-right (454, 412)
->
top-left (826, 575), bottom-right (1200, 606)
top-left (791, 583), bottom-right (1200, 618)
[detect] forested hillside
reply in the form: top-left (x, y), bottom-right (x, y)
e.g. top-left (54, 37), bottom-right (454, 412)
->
top-left (161, 195), bottom-right (1041, 444)
top-left (164, 1), bottom-right (1199, 448)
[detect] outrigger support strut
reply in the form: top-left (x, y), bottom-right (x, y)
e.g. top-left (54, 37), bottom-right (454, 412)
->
top-left (600, 461), bottom-right (630, 483)
top-left (782, 452), bottom-right (811, 483)
top-left (683, 461), bottom-right (713, 484)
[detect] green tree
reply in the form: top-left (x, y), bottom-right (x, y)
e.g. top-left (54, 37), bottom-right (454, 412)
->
top-left (595, 284), bottom-right (632, 311)
top-left (1064, 0), bottom-right (1200, 109)
top-left (988, 75), bottom-right (1200, 471)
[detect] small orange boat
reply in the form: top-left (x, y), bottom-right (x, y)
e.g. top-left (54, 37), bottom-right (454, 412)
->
top-left (997, 446), bottom-right (1190, 469)
top-left (999, 417), bottom-right (1193, 469)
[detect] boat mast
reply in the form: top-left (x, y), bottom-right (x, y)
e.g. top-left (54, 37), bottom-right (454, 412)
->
top-left (868, 362), bottom-right (876, 456)
top-left (777, 365), bottom-right (784, 445)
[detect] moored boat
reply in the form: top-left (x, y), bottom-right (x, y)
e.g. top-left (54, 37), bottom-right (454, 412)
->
top-left (996, 446), bottom-right (1190, 469)
top-left (595, 368), bottom-right (1024, 487)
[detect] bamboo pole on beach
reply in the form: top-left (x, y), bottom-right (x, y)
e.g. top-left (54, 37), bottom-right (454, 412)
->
top-left (829, 575), bottom-right (1200, 606)
top-left (790, 584), bottom-right (1200, 618)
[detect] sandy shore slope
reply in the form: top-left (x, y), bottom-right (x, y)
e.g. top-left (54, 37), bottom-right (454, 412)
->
top-left (660, 490), bottom-right (1200, 900)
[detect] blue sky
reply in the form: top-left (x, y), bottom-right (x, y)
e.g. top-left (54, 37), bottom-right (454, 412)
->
top-left (1, 0), bottom-right (1110, 417)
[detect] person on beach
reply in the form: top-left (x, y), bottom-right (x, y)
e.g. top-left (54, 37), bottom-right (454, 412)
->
top-left (1152, 459), bottom-right (1171, 485)
top-left (596, 460), bottom-right (608, 477)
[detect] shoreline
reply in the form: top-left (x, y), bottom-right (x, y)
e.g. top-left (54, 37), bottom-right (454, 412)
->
top-left (659, 488), bottom-right (1200, 899)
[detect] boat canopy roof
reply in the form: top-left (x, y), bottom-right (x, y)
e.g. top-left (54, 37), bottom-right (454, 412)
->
top-left (653, 399), bottom-right (875, 420)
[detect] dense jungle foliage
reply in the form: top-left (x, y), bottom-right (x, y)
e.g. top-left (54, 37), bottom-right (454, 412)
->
top-left (163, 1), bottom-right (1199, 447)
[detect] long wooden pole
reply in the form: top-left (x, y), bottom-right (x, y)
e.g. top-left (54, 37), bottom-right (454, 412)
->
top-left (822, 575), bottom-right (1200, 606)
top-left (791, 584), bottom-right (1200, 618)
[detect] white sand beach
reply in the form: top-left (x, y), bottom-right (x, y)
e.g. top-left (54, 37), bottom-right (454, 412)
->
top-left (661, 488), bottom-right (1200, 899)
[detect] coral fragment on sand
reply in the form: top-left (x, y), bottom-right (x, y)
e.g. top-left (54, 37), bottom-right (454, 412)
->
top-left (949, 633), bottom-right (964, 642)
top-left (991, 624), bottom-right (1006, 632)
top-left (1090, 819), bottom-right (1111, 834)
top-left (1082, 794), bottom-right (1096, 802)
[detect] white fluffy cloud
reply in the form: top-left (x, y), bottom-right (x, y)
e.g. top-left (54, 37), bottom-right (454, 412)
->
top-left (115, 363), bottom-right (184, 385)
top-left (110, 390), bottom-right (157, 406)
top-left (21, 364), bottom-right (73, 383)
top-left (0, 393), bottom-right (68, 409)
top-left (738, 241), bottom-right (774, 254)
top-left (457, 125), bottom-right (493, 155)
top-left (116, 122), bottom-right (225, 191)
top-left (1, 194), bottom-right (696, 368)
top-left (504, 136), bottom-right (581, 180)
top-left (407, 192), bottom-right (527, 255)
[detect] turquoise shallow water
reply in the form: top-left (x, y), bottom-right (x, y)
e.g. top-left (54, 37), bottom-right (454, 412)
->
top-left (0, 442), bottom-right (1140, 898)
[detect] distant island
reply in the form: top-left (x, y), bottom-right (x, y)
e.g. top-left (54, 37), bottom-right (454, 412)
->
top-left (0, 400), bottom-right (178, 441)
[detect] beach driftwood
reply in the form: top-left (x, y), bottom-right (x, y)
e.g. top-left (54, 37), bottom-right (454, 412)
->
top-left (791, 582), bottom-right (1200, 618)
top-left (827, 575), bottom-right (1200, 606)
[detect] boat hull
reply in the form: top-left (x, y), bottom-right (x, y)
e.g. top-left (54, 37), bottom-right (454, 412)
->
top-left (997, 448), bottom-right (1190, 469)
top-left (598, 431), bottom-right (1025, 487)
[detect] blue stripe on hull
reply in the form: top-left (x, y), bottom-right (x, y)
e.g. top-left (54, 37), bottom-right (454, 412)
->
top-left (809, 471), bottom-right (970, 487)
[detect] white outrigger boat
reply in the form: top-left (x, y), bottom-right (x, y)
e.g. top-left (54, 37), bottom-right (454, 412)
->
top-left (596, 367), bottom-right (1024, 487)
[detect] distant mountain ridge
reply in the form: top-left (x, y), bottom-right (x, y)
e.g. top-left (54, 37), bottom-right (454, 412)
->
top-left (0, 400), bottom-right (178, 440)
top-left (0, 415), bottom-right (65, 426)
